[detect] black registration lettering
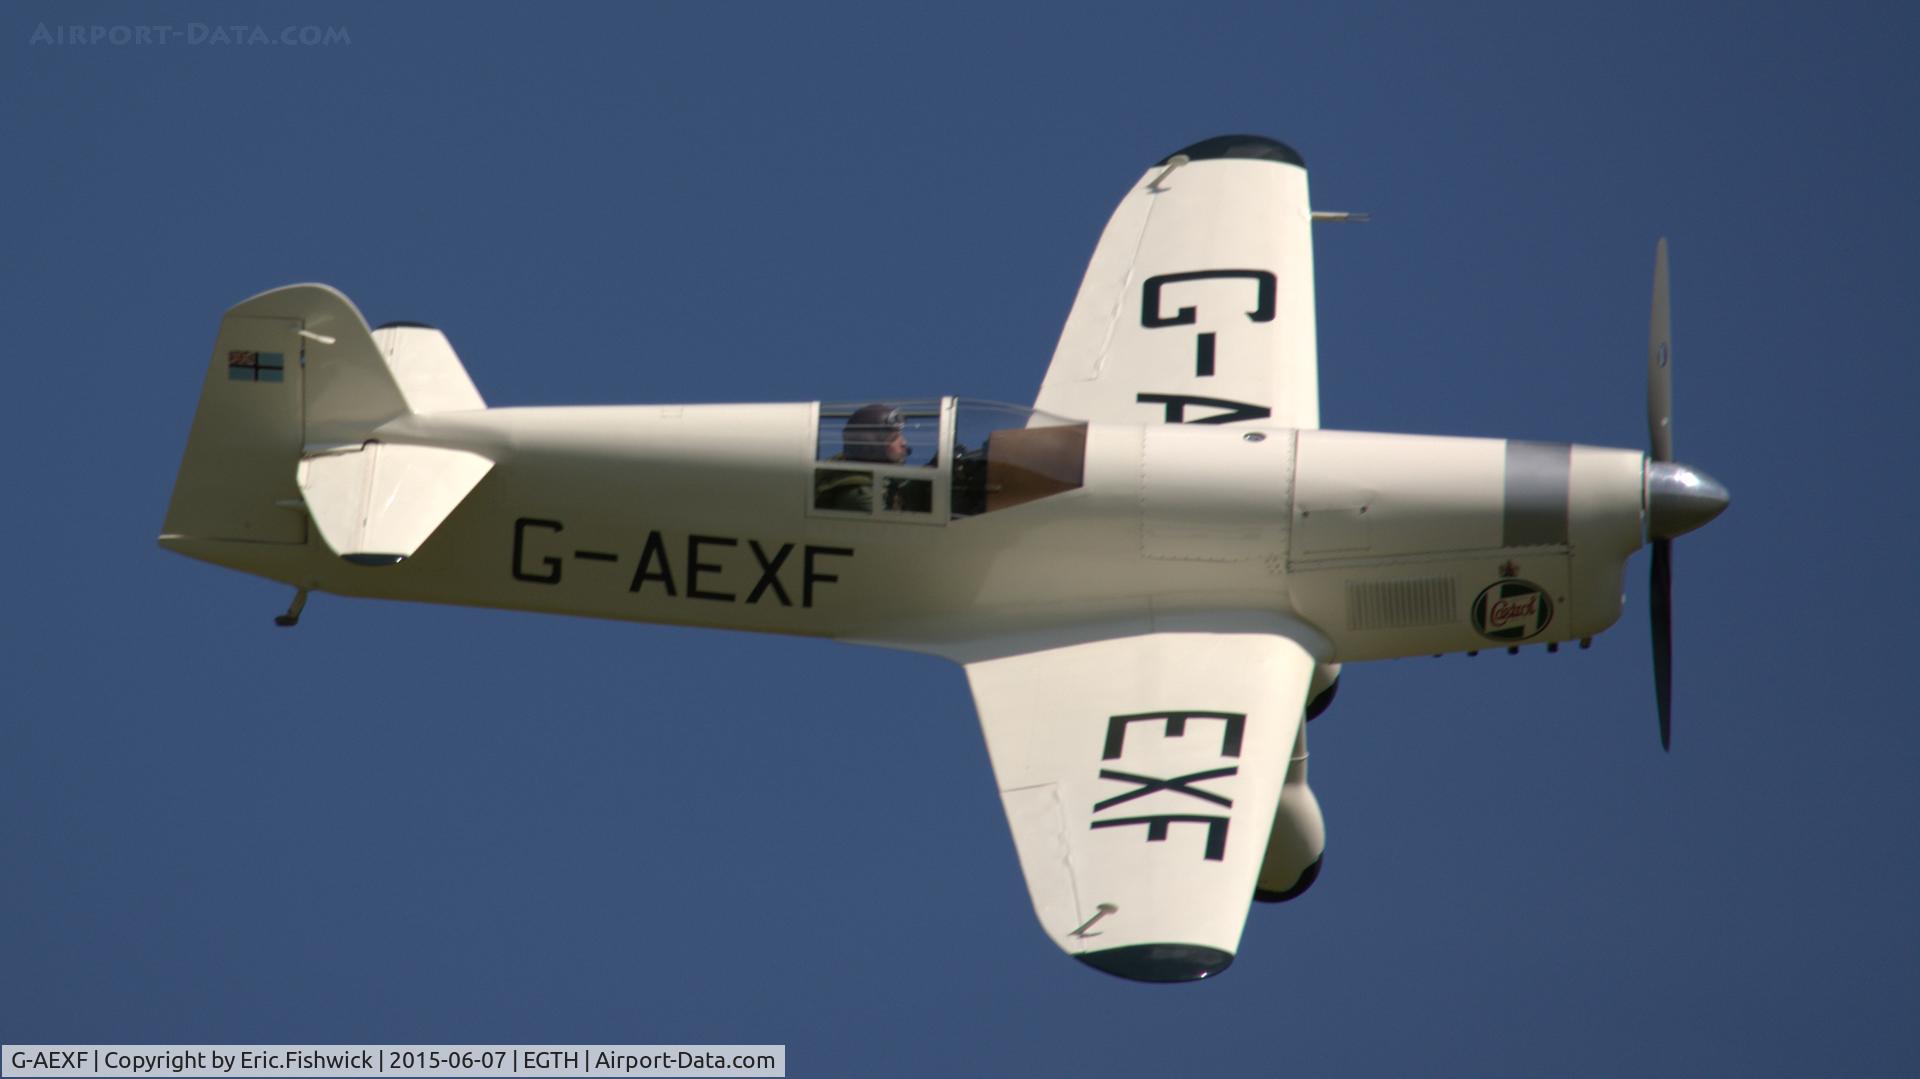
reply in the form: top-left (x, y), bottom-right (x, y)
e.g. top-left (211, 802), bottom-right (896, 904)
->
top-left (746, 540), bottom-right (794, 606)
top-left (1093, 766), bottom-right (1237, 812)
top-left (1102, 711), bottom-right (1246, 759)
top-left (1141, 270), bottom-right (1277, 329)
top-left (802, 545), bottom-right (854, 609)
top-left (628, 530), bottom-right (677, 596)
top-left (685, 535), bottom-right (738, 602)
top-left (1089, 815), bottom-right (1230, 862)
top-left (509, 519), bottom-right (845, 609)
top-left (512, 517), bottom-right (564, 584)
top-left (1092, 710), bottom-right (1246, 863)
top-left (1135, 393), bottom-right (1272, 425)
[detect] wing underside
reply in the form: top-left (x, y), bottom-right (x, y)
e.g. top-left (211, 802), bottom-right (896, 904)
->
top-left (962, 625), bottom-right (1317, 981)
top-left (1034, 135), bottom-right (1319, 431)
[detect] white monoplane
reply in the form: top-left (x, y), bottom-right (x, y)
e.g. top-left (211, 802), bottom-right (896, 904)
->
top-left (161, 135), bottom-right (1727, 982)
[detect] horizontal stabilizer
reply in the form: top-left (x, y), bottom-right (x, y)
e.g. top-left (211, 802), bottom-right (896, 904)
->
top-left (297, 442), bottom-right (493, 563)
top-left (371, 324), bottom-right (486, 414)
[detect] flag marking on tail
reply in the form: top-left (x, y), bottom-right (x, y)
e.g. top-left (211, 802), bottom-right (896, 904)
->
top-left (226, 350), bottom-right (285, 382)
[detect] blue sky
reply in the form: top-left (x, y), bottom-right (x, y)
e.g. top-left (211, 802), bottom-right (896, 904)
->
top-left (4, 3), bottom-right (1917, 1075)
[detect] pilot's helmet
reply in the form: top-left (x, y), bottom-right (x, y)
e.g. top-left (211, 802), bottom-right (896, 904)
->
top-left (843, 404), bottom-right (905, 462)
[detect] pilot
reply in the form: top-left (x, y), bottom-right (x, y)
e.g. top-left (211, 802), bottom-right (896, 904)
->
top-left (845, 403), bottom-right (911, 467)
top-left (816, 404), bottom-right (926, 512)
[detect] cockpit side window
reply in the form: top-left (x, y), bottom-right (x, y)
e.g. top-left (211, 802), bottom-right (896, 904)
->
top-left (950, 402), bottom-right (1087, 518)
top-left (814, 400), bottom-right (942, 519)
top-left (815, 402), bottom-right (941, 468)
top-left (809, 398), bottom-right (1086, 522)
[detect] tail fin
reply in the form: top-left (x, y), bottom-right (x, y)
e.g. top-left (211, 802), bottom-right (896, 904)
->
top-left (161, 284), bottom-right (492, 566)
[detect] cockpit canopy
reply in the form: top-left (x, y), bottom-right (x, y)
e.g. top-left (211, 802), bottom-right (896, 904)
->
top-left (814, 398), bottom-right (1086, 521)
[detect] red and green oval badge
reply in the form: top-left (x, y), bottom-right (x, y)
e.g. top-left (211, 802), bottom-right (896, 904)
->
top-left (1472, 579), bottom-right (1553, 641)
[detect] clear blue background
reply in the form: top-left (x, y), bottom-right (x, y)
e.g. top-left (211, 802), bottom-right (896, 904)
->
top-left (5, 4), bottom-right (1916, 1075)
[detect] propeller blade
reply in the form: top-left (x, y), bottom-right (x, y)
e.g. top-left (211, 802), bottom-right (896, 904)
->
top-left (1648, 238), bottom-right (1673, 462)
top-left (1650, 537), bottom-right (1673, 751)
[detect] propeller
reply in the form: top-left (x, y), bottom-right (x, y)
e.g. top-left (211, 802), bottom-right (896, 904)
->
top-left (1642, 239), bottom-right (1728, 751)
top-left (1649, 239), bottom-right (1674, 462)
top-left (1648, 240), bottom-right (1675, 750)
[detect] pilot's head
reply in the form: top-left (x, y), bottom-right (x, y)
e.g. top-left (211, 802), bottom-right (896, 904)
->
top-left (844, 404), bottom-right (909, 464)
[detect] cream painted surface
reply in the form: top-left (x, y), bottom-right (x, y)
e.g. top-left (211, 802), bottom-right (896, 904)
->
top-left (227, 407), bottom-right (1301, 644)
top-left (1292, 431), bottom-right (1508, 561)
top-left (161, 313), bottom-right (307, 545)
top-left (292, 287), bottom-right (415, 446)
top-left (369, 325), bottom-right (486, 414)
top-left (297, 443), bottom-right (494, 561)
top-left (167, 400), bottom-right (1651, 663)
top-left (964, 628), bottom-right (1314, 961)
top-left (1037, 159), bottom-right (1319, 431)
top-left (1140, 424), bottom-right (1294, 563)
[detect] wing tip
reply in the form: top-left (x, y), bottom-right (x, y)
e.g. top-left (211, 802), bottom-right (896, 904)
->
top-left (1158, 134), bottom-right (1305, 169)
top-left (1076, 943), bottom-right (1235, 983)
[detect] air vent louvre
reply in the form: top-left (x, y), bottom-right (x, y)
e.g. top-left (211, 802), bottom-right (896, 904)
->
top-left (1346, 577), bottom-right (1458, 631)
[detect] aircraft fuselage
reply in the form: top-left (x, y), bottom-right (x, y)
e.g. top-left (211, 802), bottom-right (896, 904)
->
top-left (162, 398), bottom-right (1648, 662)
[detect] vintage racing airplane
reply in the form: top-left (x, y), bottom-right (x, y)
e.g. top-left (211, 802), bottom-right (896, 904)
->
top-left (160, 135), bottom-right (1729, 982)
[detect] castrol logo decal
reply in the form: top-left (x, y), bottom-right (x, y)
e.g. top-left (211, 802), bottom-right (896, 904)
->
top-left (1471, 579), bottom-right (1554, 641)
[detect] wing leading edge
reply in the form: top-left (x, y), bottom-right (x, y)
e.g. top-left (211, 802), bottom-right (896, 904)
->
top-left (1034, 135), bottom-right (1319, 431)
top-left (962, 625), bottom-right (1318, 981)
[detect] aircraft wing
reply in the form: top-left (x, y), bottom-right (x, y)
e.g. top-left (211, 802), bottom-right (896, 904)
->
top-left (1035, 135), bottom-right (1320, 430)
top-left (961, 624), bottom-right (1317, 981)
